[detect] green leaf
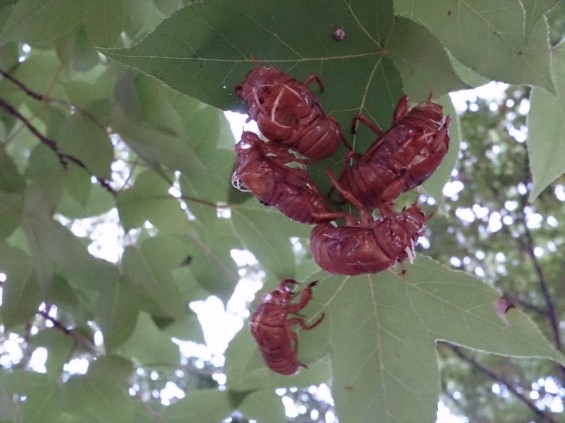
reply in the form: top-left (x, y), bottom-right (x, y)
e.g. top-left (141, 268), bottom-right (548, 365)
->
top-left (0, 378), bottom-right (15, 421)
top-left (528, 41), bottom-right (565, 201)
top-left (0, 242), bottom-right (40, 328)
top-left (238, 390), bottom-right (286, 423)
top-left (56, 26), bottom-right (101, 73)
top-left (156, 312), bottom-right (205, 344)
top-left (29, 328), bottom-right (75, 381)
top-left (395, 0), bottom-right (555, 92)
top-left (22, 378), bottom-right (63, 423)
top-left (165, 389), bottom-right (233, 422)
top-left (111, 72), bottom-right (205, 175)
top-left (96, 276), bottom-right (140, 352)
top-left (117, 169), bottom-right (190, 232)
top-left (306, 256), bottom-right (564, 422)
top-left (117, 312), bottom-right (180, 365)
top-left (387, 17), bottom-right (468, 100)
top-left (59, 112), bottom-right (113, 179)
top-left (1, 371), bottom-right (64, 423)
top-left (231, 200), bottom-right (311, 278)
top-left (80, 0), bottom-right (125, 47)
top-left (101, 0), bottom-right (413, 125)
top-left (0, 0), bottom-right (82, 44)
top-left (0, 145), bottom-right (25, 193)
top-left (0, 191), bottom-right (22, 241)
top-left (65, 355), bottom-right (134, 422)
top-left (521, 0), bottom-right (557, 42)
top-left (22, 184), bottom-right (115, 292)
top-left (187, 218), bottom-right (240, 303)
top-left (57, 182), bottom-right (115, 219)
top-left (121, 237), bottom-right (189, 319)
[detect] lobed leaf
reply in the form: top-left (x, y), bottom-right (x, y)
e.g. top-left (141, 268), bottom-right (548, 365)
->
top-left (395, 0), bottom-right (555, 92)
top-left (387, 17), bottom-right (468, 100)
top-left (100, 0), bottom-right (463, 129)
top-left (303, 257), bottom-right (564, 422)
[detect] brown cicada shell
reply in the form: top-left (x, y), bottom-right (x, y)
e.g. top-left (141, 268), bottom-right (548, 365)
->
top-left (236, 66), bottom-right (343, 161)
top-left (250, 279), bottom-right (324, 375)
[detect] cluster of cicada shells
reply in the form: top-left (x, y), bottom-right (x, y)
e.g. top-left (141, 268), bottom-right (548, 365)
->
top-left (233, 65), bottom-right (451, 276)
top-left (235, 65), bottom-right (451, 374)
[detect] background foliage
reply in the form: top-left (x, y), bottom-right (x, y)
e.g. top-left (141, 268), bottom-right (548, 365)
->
top-left (0, 0), bottom-right (564, 422)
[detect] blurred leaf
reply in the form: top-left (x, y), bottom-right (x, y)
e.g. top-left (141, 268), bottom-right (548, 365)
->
top-left (96, 276), bottom-right (140, 352)
top-left (117, 312), bottom-right (180, 365)
top-left (59, 113), bottom-right (113, 179)
top-left (0, 145), bottom-right (25, 193)
top-left (121, 236), bottom-right (189, 319)
top-left (0, 242), bottom-right (40, 328)
top-left (29, 328), bottom-right (75, 381)
top-left (56, 26), bottom-right (101, 73)
top-left (0, 0), bottom-right (82, 44)
top-left (65, 355), bottom-right (134, 422)
top-left (0, 191), bottom-right (22, 241)
top-left (0, 378), bottom-right (14, 421)
top-left (165, 389), bottom-right (233, 422)
top-left (156, 312), bottom-right (205, 344)
top-left (387, 17), bottom-right (468, 100)
top-left (231, 200), bottom-right (310, 279)
top-left (80, 0), bottom-right (125, 47)
top-left (22, 379), bottom-right (63, 423)
top-left (57, 183), bottom-right (115, 219)
top-left (305, 256), bottom-right (564, 422)
top-left (395, 0), bottom-right (555, 92)
top-left (0, 0), bottom-right (132, 48)
top-left (528, 41), bottom-right (565, 201)
top-left (187, 218), bottom-right (239, 303)
top-left (117, 169), bottom-right (190, 232)
top-left (22, 183), bottom-right (114, 293)
top-left (238, 389), bottom-right (286, 423)
top-left (2, 371), bottom-right (64, 423)
top-left (111, 72), bottom-right (204, 175)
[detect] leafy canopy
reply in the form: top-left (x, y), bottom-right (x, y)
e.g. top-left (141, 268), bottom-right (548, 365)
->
top-left (0, 1), bottom-right (564, 422)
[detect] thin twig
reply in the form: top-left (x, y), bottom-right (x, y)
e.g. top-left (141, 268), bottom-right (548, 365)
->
top-left (520, 219), bottom-right (561, 349)
top-left (0, 68), bottom-right (108, 133)
top-left (37, 310), bottom-right (98, 356)
top-left (447, 344), bottom-right (559, 423)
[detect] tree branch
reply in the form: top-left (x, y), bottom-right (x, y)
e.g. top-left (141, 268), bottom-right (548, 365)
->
top-left (447, 344), bottom-right (559, 423)
top-left (0, 97), bottom-right (117, 196)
